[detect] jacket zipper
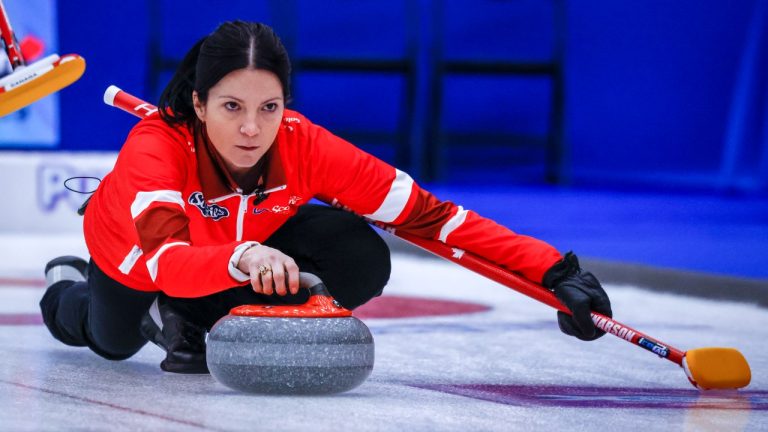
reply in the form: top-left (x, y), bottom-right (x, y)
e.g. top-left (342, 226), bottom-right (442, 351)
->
top-left (206, 191), bottom-right (250, 241)
top-left (236, 189), bottom-right (248, 241)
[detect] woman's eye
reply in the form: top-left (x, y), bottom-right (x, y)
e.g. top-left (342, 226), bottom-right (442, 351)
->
top-left (263, 103), bottom-right (278, 112)
top-left (224, 101), bottom-right (239, 111)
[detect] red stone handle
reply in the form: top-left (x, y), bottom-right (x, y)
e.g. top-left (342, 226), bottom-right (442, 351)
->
top-left (229, 272), bottom-right (352, 318)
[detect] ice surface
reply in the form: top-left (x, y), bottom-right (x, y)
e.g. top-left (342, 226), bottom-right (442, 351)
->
top-left (0, 233), bottom-right (766, 431)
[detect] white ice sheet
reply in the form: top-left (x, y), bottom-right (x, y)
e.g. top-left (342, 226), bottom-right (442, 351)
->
top-left (0, 233), bottom-right (765, 431)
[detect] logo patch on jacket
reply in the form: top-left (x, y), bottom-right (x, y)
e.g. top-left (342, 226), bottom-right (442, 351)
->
top-left (188, 192), bottom-right (229, 220)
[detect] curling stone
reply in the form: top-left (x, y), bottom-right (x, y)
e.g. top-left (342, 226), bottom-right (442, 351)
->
top-left (206, 273), bottom-right (374, 394)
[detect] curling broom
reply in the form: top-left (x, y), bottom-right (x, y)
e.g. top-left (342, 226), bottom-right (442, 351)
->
top-left (0, 0), bottom-right (85, 117)
top-left (103, 84), bottom-right (752, 391)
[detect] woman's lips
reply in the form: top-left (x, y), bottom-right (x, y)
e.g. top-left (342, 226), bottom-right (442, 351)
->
top-left (236, 145), bottom-right (260, 151)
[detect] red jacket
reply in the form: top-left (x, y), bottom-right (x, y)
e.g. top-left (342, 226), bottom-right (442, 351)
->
top-left (84, 110), bottom-right (561, 297)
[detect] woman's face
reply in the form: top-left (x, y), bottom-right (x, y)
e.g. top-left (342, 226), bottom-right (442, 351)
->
top-left (193, 68), bottom-right (284, 177)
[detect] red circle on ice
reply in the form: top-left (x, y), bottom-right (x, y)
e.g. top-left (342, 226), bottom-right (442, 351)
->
top-left (0, 276), bottom-right (491, 324)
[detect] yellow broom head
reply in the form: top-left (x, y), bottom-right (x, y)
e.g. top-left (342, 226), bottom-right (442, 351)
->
top-left (683, 347), bottom-right (751, 390)
top-left (0, 53), bottom-right (85, 117)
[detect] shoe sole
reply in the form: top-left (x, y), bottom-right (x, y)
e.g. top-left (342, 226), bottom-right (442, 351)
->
top-left (45, 256), bottom-right (88, 276)
top-left (160, 359), bottom-right (210, 374)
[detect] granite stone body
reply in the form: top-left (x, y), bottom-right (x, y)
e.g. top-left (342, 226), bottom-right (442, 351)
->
top-left (207, 315), bottom-right (374, 394)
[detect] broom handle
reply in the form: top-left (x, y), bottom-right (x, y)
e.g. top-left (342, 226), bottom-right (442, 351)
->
top-left (104, 85), bottom-right (687, 367)
top-left (387, 229), bottom-right (687, 365)
top-left (0, 0), bottom-right (24, 67)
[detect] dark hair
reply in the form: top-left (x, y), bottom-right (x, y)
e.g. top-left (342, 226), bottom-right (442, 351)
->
top-left (158, 21), bottom-right (291, 126)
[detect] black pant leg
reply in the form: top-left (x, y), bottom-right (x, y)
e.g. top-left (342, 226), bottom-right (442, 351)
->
top-left (263, 204), bottom-right (391, 309)
top-left (40, 280), bottom-right (89, 347)
top-left (40, 261), bottom-right (156, 360)
top-left (168, 204), bottom-right (392, 329)
top-left (86, 263), bottom-right (157, 359)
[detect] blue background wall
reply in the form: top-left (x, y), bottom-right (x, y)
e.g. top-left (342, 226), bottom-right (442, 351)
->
top-left (2, 0), bottom-right (766, 279)
top-left (567, 2), bottom-right (763, 191)
top-left (44, 0), bottom-right (767, 193)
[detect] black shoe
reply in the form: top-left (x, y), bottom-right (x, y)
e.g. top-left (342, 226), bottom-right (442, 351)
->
top-left (140, 294), bottom-right (209, 374)
top-left (44, 256), bottom-right (88, 287)
top-left (40, 256), bottom-right (89, 347)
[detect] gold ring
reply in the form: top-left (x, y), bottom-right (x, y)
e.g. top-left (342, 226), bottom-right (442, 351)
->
top-left (257, 264), bottom-right (272, 276)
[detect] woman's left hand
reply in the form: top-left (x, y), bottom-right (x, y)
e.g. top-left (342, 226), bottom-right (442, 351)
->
top-left (543, 252), bottom-right (613, 341)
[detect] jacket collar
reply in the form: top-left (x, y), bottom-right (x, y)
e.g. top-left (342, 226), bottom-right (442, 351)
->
top-left (193, 121), bottom-right (286, 201)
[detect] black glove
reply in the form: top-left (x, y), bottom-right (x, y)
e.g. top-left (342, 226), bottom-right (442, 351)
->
top-left (542, 252), bottom-right (612, 341)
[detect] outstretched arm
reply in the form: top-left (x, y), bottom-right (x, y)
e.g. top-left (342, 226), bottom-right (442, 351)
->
top-left (300, 116), bottom-right (610, 340)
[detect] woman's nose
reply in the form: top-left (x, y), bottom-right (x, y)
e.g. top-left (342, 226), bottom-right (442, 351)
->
top-left (240, 120), bottom-right (260, 137)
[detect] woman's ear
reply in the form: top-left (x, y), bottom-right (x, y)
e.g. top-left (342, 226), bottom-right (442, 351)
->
top-left (192, 91), bottom-right (206, 122)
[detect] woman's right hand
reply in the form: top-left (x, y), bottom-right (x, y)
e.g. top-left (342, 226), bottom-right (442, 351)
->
top-left (236, 244), bottom-right (300, 296)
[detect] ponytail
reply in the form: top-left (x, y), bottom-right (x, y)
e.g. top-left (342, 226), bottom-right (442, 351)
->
top-left (157, 36), bottom-right (207, 126)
